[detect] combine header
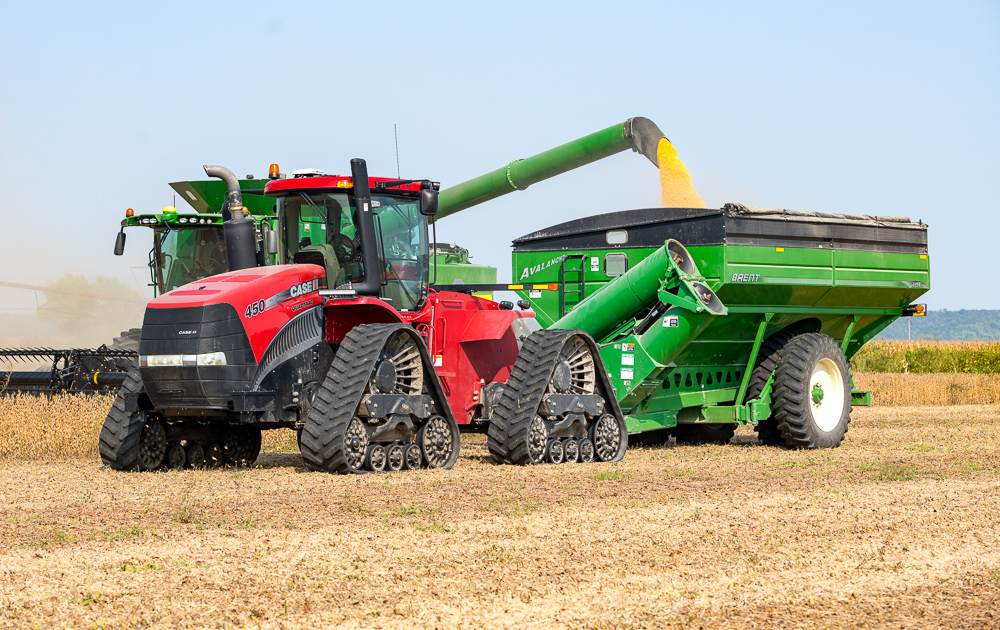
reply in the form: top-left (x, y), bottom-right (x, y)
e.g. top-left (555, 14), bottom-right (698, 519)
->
top-left (0, 347), bottom-right (135, 395)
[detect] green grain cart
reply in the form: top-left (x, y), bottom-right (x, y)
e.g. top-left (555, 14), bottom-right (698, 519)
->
top-left (506, 205), bottom-right (928, 450)
top-left (428, 117), bottom-right (928, 459)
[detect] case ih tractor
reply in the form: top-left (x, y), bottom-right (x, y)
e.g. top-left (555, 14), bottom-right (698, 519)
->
top-left (99, 152), bottom-right (637, 473)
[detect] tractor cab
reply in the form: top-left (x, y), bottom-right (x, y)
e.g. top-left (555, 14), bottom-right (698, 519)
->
top-left (265, 160), bottom-right (439, 312)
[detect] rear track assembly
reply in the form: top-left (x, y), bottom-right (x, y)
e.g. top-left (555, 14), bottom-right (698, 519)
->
top-left (299, 323), bottom-right (460, 474)
top-left (487, 329), bottom-right (627, 465)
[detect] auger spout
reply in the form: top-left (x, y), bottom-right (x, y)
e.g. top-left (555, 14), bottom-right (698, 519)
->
top-left (436, 117), bottom-right (671, 220)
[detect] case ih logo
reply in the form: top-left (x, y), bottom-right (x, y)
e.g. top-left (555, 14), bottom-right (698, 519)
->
top-left (290, 279), bottom-right (319, 298)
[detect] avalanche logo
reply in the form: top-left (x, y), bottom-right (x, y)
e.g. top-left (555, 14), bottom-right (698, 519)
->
top-left (518, 255), bottom-right (567, 281)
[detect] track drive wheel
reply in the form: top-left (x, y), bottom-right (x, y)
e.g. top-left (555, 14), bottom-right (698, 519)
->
top-left (488, 329), bottom-right (626, 465)
top-left (771, 333), bottom-right (852, 449)
top-left (746, 330), bottom-right (796, 446)
top-left (299, 324), bottom-right (459, 474)
top-left (99, 362), bottom-right (166, 471)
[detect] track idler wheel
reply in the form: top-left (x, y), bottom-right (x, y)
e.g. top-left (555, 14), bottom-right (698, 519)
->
top-left (417, 415), bottom-right (460, 469)
top-left (488, 330), bottom-right (627, 465)
top-left (224, 426), bottom-right (262, 467)
top-left (165, 445), bottom-right (186, 470)
top-left (186, 442), bottom-right (205, 469)
top-left (299, 324), bottom-right (460, 474)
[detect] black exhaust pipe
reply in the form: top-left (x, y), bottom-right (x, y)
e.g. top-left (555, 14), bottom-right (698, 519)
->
top-left (204, 165), bottom-right (257, 271)
top-left (349, 158), bottom-right (382, 296)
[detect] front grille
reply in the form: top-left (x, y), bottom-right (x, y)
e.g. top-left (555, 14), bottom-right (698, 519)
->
top-left (139, 304), bottom-right (255, 409)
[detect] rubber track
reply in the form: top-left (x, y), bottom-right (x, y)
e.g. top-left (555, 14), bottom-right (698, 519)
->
top-left (98, 361), bottom-right (145, 471)
top-left (299, 323), bottom-right (403, 474)
top-left (771, 333), bottom-right (851, 449)
top-left (487, 329), bottom-right (576, 465)
top-left (746, 330), bottom-right (796, 446)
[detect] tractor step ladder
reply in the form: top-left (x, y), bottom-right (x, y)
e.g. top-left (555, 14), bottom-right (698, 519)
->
top-left (559, 255), bottom-right (589, 318)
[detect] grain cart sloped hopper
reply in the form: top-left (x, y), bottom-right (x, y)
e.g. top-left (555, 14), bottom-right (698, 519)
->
top-left (486, 203), bottom-right (928, 461)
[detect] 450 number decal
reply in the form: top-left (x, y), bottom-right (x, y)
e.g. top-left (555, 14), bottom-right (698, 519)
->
top-left (245, 299), bottom-right (266, 318)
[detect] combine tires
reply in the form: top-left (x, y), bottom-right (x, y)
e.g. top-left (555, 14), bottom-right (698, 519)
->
top-left (299, 324), bottom-right (460, 474)
top-left (487, 329), bottom-right (627, 465)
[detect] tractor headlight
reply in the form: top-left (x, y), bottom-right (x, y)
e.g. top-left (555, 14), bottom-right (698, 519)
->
top-left (196, 351), bottom-right (227, 366)
top-left (140, 352), bottom-right (227, 367)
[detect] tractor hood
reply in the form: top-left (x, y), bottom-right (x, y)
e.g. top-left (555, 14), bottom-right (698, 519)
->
top-left (147, 265), bottom-right (327, 363)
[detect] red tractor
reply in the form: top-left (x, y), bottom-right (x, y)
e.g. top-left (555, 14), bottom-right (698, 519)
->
top-left (99, 159), bottom-right (626, 473)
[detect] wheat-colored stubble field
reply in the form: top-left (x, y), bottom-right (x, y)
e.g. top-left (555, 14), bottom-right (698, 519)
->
top-left (0, 402), bottom-right (998, 629)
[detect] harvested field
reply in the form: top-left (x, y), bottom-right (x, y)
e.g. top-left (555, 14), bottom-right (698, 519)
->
top-left (1, 406), bottom-right (998, 628)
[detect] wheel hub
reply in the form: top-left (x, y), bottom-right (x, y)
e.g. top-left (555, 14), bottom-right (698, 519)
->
top-left (374, 360), bottom-right (398, 393)
top-left (550, 361), bottom-right (572, 393)
top-left (812, 383), bottom-right (825, 405)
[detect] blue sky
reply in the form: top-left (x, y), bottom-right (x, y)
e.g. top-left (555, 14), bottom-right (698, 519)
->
top-left (1, 1), bottom-right (997, 311)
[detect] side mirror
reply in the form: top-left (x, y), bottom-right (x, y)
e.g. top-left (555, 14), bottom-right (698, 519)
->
top-left (114, 230), bottom-right (126, 256)
top-left (265, 230), bottom-right (278, 255)
top-left (419, 189), bottom-right (438, 216)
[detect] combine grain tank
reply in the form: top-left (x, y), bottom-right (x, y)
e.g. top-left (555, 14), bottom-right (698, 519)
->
top-left (489, 203), bottom-right (928, 455)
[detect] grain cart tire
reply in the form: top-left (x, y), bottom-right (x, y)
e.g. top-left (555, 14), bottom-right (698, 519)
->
top-left (99, 362), bottom-right (166, 471)
top-left (488, 329), bottom-right (626, 465)
top-left (771, 333), bottom-right (852, 449)
top-left (300, 324), bottom-right (459, 474)
top-left (746, 330), bottom-right (796, 446)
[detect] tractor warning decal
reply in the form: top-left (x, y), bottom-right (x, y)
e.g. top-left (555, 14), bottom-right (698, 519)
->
top-left (245, 279), bottom-right (321, 318)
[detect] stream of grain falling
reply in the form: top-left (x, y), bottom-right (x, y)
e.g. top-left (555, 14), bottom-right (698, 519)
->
top-left (657, 137), bottom-right (705, 208)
